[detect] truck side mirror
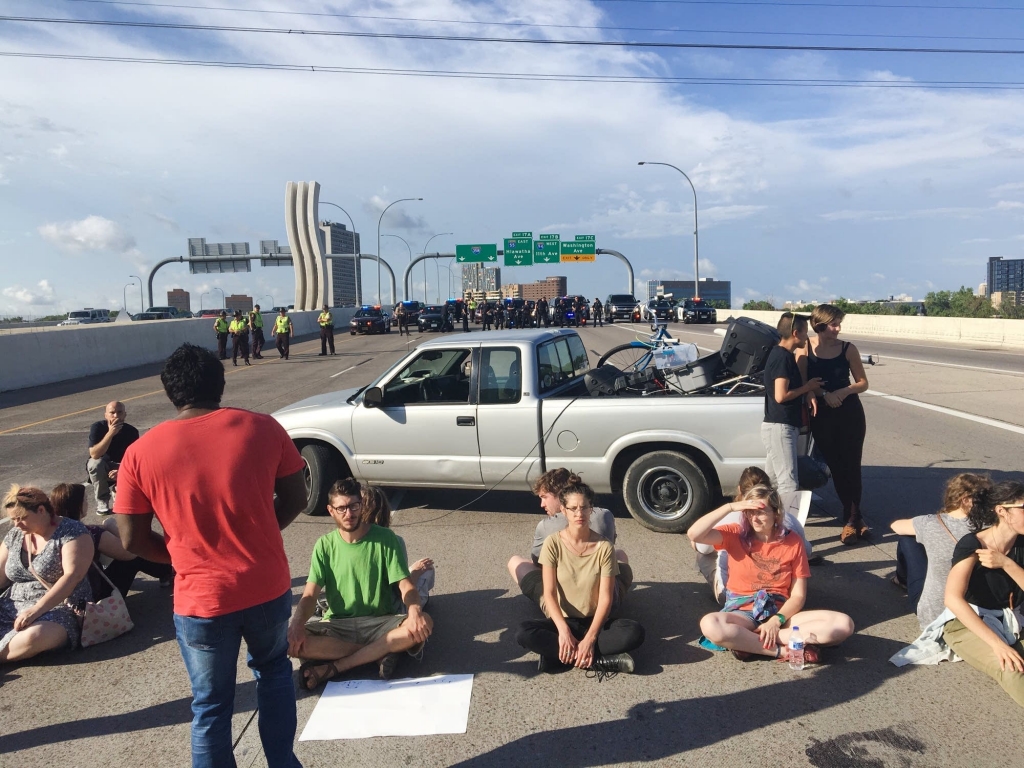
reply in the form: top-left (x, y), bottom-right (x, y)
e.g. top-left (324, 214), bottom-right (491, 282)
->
top-left (363, 387), bottom-right (383, 408)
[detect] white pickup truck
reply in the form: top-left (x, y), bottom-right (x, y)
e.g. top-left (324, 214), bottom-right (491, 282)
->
top-left (272, 328), bottom-right (771, 533)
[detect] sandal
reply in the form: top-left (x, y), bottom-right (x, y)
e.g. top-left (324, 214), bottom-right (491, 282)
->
top-left (840, 524), bottom-right (858, 545)
top-left (300, 659), bottom-right (343, 691)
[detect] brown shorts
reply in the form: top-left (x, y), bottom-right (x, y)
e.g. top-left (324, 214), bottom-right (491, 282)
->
top-left (304, 614), bottom-right (405, 646)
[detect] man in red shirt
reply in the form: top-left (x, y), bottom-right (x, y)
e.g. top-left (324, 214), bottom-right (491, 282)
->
top-left (115, 343), bottom-right (307, 768)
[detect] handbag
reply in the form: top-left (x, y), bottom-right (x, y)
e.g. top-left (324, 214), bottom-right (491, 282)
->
top-left (29, 555), bottom-right (134, 648)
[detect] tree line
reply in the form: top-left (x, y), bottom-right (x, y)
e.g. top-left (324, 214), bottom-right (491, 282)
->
top-left (742, 287), bottom-right (1022, 320)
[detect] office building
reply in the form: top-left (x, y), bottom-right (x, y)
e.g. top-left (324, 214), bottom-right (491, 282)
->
top-left (167, 288), bottom-right (191, 314)
top-left (462, 264), bottom-right (501, 294)
top-left (991, 290), bottom-right (1021, 308)
top-left (988, 257), bottom-right (1024, 293)
top-left (225, 294), bottom-right (253, 313)
top-left (502, 284), bottom-right (524, 300)
top-left (319, 221), bottom-right (362, 306)
top-left (521, 276), bottom-right (568, 302)
top-left (978, 282), bottom-right (988, 298)
top-left (651, 279), bottom-right (732, 306)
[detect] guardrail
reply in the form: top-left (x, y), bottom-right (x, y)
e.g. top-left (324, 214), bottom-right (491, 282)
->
top-left (732, 310), bottom-right (1024, 350)
top-left (0, 308), bottom-right (357, 392)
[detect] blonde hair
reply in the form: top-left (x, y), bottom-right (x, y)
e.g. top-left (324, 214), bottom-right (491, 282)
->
top-left (811, 304), bottom-right (845, 333)
top-left (3, 484), bottom-right (56, 522)
top-left (738, 484), bottom-right (785, 540)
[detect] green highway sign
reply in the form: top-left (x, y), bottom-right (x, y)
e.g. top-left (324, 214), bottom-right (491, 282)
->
top-left (504, 235), bottom-right (533, 266)
top-left (560, 235), bottom-right (596, 262)
top-left (455, 243), bottom-right (498, 263)
top-left (534, 235), bottom-right (560, 264)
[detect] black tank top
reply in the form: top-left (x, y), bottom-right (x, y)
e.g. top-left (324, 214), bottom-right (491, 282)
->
top-left (807, 341), bottom-right (852, 393)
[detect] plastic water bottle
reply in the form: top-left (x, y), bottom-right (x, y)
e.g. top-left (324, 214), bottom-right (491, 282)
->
top-left (788, 626), bottom-right (805, 671)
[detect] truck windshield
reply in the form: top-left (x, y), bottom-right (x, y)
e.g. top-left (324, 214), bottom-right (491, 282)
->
top-left (609, 295), bottom-right (635, 304)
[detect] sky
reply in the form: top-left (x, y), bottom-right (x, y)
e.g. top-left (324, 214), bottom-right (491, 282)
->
top-left (3, 0), bottom-right (1024, 316)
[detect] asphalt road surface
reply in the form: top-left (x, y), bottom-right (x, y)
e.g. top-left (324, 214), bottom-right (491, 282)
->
top-left (1, 321), bottom-right (1022, 768)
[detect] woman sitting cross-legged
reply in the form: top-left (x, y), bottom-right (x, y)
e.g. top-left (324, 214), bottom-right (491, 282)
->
top-left (515, 481), bottom-right (645, 676)
top-left (688, 484), bottom-right (854, 663)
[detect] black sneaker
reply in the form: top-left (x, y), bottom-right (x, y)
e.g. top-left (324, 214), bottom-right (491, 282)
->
top-left (592, 653), bottom-right (635, 674)
top-left (379, 653), bottom-right (401, 680)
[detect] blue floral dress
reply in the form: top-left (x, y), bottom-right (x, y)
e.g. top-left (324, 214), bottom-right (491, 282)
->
top-left (0, 517), bottom-right (93, 651)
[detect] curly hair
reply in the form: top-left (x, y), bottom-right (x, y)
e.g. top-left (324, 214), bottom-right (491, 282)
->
top-left (531, 467), bottom-right (582, 497)
top-left (160, 343), bottom-right (225, 409)
top-left (941, 473), bottom-right (991, 516)
top-left (967, 481), bottom-right (1024, 532)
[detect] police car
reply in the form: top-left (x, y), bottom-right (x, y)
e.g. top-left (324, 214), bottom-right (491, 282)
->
top-left (349, 306), bottom-right (391, 335)
top-left (678, 298), bottom-right (718, 324)
top-left (417, 305), bottom-right (447, 332)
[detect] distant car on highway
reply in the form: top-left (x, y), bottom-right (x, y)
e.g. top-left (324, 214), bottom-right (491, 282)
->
top-left (391, 300), bottom-right (423, 326)
top-left (196, 309), bottom-right (223, 318)
top-left (639, 298), bottom-right (675, 323)
top-left (349, 306), bottom-right (390, 335)
top-left (678, 299), bottom-right (718, 324)
top-left (417, 305), bottom-right (447, 332)
top-left (604, 294), bottom-right (638, 323)
top-left (145, 305), bottom-right (187, 319)
top-left (134, 311), bottom-right (171, 321)
top-left (65, 309), bottom-right (112, 324)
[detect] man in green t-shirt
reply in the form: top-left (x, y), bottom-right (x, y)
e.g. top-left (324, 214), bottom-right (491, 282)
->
top-left (288, 477), bottom-right (433, 689)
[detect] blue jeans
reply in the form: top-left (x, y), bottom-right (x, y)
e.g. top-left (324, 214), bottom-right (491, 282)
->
top-left (896, 536), bottom-right (928, 614)
top-left (174, 591), bottom-right (302, 768)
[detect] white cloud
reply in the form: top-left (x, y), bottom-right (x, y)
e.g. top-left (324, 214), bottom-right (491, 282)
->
top-left (3, 279), bottom-right (56, 305)
top-left (995, 200), bottom-right (1024, 211)
top-left (871, 273), bottom-right (885, 281)
top-left (38, 215), bottom-right (136, 253)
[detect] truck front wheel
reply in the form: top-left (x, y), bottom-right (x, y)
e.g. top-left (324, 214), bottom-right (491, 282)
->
top-left (622, 451), bottom-right (710, 533)
top-left (300, 443), bottom-right (344, 516)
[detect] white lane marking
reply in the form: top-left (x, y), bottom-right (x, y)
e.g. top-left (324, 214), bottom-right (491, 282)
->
top-left (873, 355), bottom-right (1023, 377)
top-left (604, 324), bottom-right (717, 353)
top-left (867, 390), bottom-right (1024, 435)
top-left (329, 365), bottom-right (359, 379)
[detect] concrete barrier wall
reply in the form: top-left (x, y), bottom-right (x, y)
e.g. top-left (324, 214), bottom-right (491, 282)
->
top-left (0, 308), bottom-right (357, 392)
top-left (730, 310), bottom-right (1024, 350)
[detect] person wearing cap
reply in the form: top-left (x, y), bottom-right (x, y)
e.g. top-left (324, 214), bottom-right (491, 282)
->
top-left (229, 311), bottom-right (251, 367)
top-left (249, 304), bottom-right (265, 359)
top-left (213, 311), bottom-right (230, 360)
top-left (272, 308), bottom-right (293, 360)
top-left (318, 305), bottom-right (336, 356)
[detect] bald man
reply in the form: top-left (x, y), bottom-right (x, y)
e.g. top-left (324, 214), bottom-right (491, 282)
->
top-left (87, 401), bottom-right (140, 515)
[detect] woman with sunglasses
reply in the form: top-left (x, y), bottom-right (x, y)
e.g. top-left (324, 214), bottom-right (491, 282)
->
top-left (0, 485), bottom-right (94, 663)
top-left (515, 481), bottom-right (645, 676)
top-left (943, 481), bottom-right (1024, 707)
top-left (690, 484), bottom-right (854, 663)
top-left (798, 303), bottom-right (870, 545)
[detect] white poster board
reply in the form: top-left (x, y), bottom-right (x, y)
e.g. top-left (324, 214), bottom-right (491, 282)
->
top-left (299, 674), bottom-right (474, 741)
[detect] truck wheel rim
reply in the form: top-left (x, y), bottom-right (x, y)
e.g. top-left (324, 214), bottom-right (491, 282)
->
top-left (637, 465), bottom-right (691, 521)
top-left (303, 463), bottom-right (312, 497)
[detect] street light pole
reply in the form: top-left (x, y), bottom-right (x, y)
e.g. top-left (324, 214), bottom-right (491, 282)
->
top-left (260, 294), bottom-right (274, 310)
top-left (129, 274), bottom-right (143, 313)
top-left (320, 201), bottom-right (361, 306)
top-left (200, 292), bottom-right (209, 311)
top-left (377, 198), bottom-right (421, 305)
top-left (213, 286), bottom-right (225, 308)
top-left (422, 232), bottom-right (452, 303)
top-left (123, 282), bottom-right (134, 315)
top-left (638, 161), bottom-right (700, 298)
top-left (382, 233), bottom-right (413, 303)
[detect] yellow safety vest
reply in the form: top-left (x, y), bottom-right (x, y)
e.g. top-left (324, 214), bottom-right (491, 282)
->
top-left (215, 318), bottom-right (230, 333)
top-left (229, 319), bottom-right (247, 334)
top-left (318, 311), bottom-right (333, 327)
top-left (250, 312), bottom-right (263, 329)
top-left (275, 316), bottom-right (291, 334)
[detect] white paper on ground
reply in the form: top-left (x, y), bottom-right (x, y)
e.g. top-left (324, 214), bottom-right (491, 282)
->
top-left (298, 674), bottom-right (474, 741)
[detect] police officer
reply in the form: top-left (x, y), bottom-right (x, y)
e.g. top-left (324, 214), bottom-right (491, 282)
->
top-left (318, 304), bottom-right (336, 356)
top-left (482, 301), bottom-right (493, 331)
top-left (272, 307), bottom-right (292, 359)
top-left (213, 310), bottom-right (230, 359)
top-left (537, 296), bottom-right (550, 328)
top-left (228, 310), bottom-right (251, 366)
top-left (460, 301), bottom-right (470, 332)
top-left (468, 298), bottom-right (477, 325)
top-left (249, 304), bottom-right (265, 359)
top-left (592, 297), bottom-right (603, 327)
top-left (395, 302), bottom-right (409, 336)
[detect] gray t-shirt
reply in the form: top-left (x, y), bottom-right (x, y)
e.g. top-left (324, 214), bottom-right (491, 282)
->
top-left (914, 513), bottom-right (972, 629)
top-left (530, 507), bottom-right (616, 561)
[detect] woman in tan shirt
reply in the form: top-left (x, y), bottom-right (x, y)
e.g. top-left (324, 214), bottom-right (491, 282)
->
top-left (515, 481), bottom-right (645, 675)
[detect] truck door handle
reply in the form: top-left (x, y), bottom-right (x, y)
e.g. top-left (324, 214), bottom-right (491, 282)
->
top-left (457, 416), bottom-right (475, 426)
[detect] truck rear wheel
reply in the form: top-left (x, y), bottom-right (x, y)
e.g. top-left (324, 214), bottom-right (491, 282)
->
top-left (300, 443), bottom-right (344, 516)
top-left (623, 451), bottom-right (710, 533)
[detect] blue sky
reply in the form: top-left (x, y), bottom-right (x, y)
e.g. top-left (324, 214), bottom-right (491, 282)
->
top-left (3, 0), bottom-right (1024, 314)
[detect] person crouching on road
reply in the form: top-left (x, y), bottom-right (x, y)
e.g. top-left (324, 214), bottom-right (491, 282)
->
top-left (515, 480), bottom-right (644, 675)
top-left (689, 485), bottom-right (854, 664)
top-left (87, 400), bottom-right (139, 516)
top-left (761, 312), bottom-right (821, 496)
top-left (508, 468), bottom-right (630, 613)
top-left (213, 311), bottom-right (230, 360)
top-left (318, 305), bottom-right (336, 356)
top-left (229, 311), bottom-right (251, 367)
top-left (288, 477), bottom-right (433, 689)
top-left (272, 308), bottom-right (292, 360)
top-left (249, 304), bottom-right (265, 359)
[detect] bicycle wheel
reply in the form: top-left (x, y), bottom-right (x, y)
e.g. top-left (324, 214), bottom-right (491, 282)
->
top-left (597, 343), bottom-right (654, 372)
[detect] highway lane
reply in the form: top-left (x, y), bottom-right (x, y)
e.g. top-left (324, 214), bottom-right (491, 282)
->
top-left (1, 324), bottom-right (1023, 768)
